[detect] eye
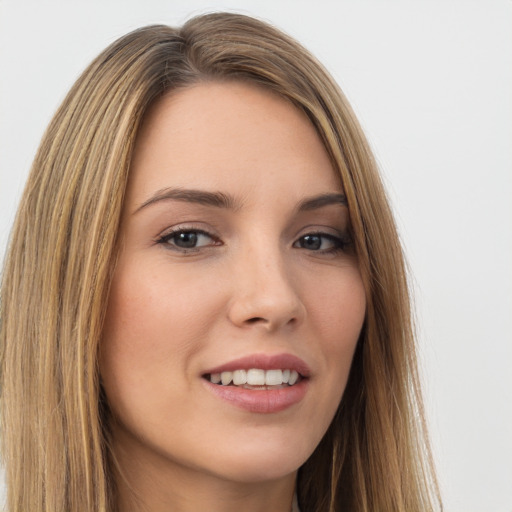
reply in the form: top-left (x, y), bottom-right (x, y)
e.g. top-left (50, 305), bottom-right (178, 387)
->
top-left (293, 232), bottom-right (350, 253)
top-left (157, 229), bottom-right (219, 252)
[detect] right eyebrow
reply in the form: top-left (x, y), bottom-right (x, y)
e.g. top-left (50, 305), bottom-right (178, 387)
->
top-left (133, 187), bottom-right (241, 214)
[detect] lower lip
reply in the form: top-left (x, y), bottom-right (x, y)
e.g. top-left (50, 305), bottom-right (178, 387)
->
top-left (203, 379), bottom-right (308, 413)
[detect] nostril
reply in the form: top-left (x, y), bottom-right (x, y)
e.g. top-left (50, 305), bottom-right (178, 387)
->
top-left (246, 317), bottom-right (265, 324)
top-left (245, 316), bottom-right (298, 326)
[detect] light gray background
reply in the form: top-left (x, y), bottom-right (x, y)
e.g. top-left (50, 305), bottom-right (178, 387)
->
top-left (0, 1), bottom-right (511, 511)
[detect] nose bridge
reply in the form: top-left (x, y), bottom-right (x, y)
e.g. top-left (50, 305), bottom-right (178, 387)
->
top-left (228, 235), bottom-right (304, 330)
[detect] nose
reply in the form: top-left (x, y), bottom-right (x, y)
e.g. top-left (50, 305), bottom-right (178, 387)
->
top-left (227, 246), bottom-right (306, 332)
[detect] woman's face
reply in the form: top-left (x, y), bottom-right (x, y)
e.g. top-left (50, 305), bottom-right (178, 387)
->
top-left (101, 82), bottom-right (366, 487)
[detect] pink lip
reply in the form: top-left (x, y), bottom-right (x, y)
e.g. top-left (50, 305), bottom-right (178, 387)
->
top-left (202, 353), bottom-right (311, 414)
top-left (203, 353), bottom-right (311, 377)
top-left (203, 379), bottom-right (308, 414)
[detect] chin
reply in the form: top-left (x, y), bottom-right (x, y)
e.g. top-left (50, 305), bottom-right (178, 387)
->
top-left (199, 435), bottom-right (314, 484)
top-left (209, 457), bottom-right (302, 484)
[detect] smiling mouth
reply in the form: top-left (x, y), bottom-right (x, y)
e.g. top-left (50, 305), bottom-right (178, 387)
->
top-left (202, 363), bottom-right (309, 413)
top-left (204, 368), bottom-right (302, 388)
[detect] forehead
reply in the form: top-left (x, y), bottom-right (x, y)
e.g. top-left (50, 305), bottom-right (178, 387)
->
top-left (127, 81), bottom-right (342, 207)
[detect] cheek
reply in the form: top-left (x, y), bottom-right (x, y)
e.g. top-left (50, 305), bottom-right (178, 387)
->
top-left (103, 259), bottom-right (220, 347)
top-left (99, 259), bottom-right (224, 405)
top-left (308, 266), bottom-right (366, 345)
top-left (307, 267), bottom-right (366, 393)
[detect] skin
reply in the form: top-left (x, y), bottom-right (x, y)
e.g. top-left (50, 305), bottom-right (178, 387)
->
top-left (100, 81), bottom-right (366, 512)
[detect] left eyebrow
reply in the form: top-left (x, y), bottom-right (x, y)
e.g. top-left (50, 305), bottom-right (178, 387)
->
top-left (297, 193), bottom-right (348, 211)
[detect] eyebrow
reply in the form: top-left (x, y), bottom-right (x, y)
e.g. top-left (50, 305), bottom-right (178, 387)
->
top-left (134, 187), bottom-right (347, 214)
top-left (134, 187), bottom-right (240, 214)
top-left (297, 193), bottom-right (348, 211)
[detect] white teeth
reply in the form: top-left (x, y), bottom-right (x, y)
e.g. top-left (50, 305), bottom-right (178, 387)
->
top-left (247, 369), bottom-right (265, 386)
top-left (221, 371), bottom-right (233, 385)
top-left (232, 369), bottom-right (247, 385)
top-left (265, 369), bottom-right (283, 386)
top-left (210, 368), bottom-right (301, 386)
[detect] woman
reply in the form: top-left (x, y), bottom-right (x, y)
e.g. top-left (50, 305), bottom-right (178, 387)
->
top-left (0, 12), bottom-right (442, 512)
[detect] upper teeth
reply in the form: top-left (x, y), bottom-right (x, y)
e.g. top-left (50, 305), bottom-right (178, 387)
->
top-left (209, 369), bottom-right (299, 386)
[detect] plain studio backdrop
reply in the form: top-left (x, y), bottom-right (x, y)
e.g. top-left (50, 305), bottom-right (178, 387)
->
top-left (0, 1), bottom-right (511, 511)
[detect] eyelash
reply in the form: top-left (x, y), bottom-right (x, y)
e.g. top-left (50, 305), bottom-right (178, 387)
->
top-left (156, 228), bottom-right (352, 255)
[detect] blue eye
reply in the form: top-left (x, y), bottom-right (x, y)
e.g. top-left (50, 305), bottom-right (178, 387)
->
top-left (294, 233), bottom-right (350, 253)
top-left (157, 229), bottom-right (218, 251)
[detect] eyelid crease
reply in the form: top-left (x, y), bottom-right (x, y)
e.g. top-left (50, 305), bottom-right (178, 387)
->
top-left (296, 230), bottom-right (352, 244)
top-left (156, 226), bottom-right (218, 241)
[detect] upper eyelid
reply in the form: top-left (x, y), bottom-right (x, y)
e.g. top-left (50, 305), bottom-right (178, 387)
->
top-left (157, 223), bottom-right (218, 238)
top-left (293, 225), bottom-right (350, 239)
top-left (294, 231), bottom-right (351, 245)
top-left (160, 228), bottom-right (218, 240)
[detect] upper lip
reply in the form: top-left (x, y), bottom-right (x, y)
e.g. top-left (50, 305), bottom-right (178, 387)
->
top-left (203, 353), bottom-right (311, 378)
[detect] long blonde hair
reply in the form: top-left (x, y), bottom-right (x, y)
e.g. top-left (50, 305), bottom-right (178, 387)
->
top-left (0, 12), bottom-right (442, 512)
